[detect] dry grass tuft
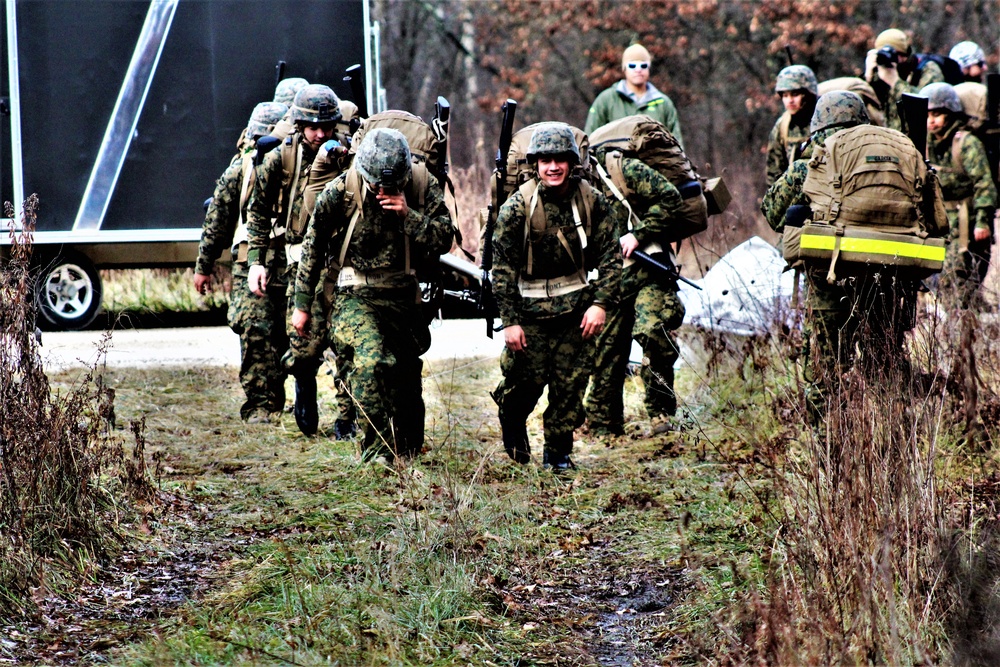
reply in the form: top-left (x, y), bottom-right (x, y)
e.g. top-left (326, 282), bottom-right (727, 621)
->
top-left (0, 196), bottom-right (153, 621)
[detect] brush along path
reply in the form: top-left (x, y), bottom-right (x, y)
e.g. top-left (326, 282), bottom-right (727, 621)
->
top-left (2, 356), bottom-right (768, 665)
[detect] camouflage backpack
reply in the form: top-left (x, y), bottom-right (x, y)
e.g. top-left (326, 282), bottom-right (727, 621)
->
top-left (503, 122), bottom-right (592, 191)
top-left (787, 124), bottom-right (948, 282)
top-left (588, 115), bottom-right (725, 240)
top-left (817, 77), bottom-right (885, 127)
top-left (478, 122), bottom-right (592, 259)
top-left (350, 110), bottom-right (448, 184)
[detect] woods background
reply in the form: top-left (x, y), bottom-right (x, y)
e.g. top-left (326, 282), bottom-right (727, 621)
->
top-left (371, 0), bottom-right (999, 258)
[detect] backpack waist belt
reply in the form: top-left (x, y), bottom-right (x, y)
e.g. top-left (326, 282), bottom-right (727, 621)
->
top-left (286, 243), bottom-right (303, 265)
top-left (518, 273), bottom-right (588, 298)
top-left (337, 266), bottom-right (410, 288)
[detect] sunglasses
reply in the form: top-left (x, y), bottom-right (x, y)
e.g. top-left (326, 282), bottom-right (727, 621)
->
top-left (626, 61), bottom-right (650, 70)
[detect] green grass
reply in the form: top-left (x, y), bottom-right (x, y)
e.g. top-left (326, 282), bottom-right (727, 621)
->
top-left (37, 347), bottom-right (767, 666)
top-left (102, 268), bottom-right (229, 314)
top-left (13, 319), bottom-right (997, 666)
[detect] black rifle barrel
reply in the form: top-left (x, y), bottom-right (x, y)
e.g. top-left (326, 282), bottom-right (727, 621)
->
top-left (632, 250), bottom-right (702, 290)
top-left (436, 96), bottom-right (450, 125)
top-left (275, 60), bottom-right (286, 89)
top-left (988, 72), bottom-right (1000, 126)
top-left (898, 93), bottom-right (928, 158)
top-left (480, 99), bottom-right (518, 338)
top-left (344, 64), bottom-right (368, 119)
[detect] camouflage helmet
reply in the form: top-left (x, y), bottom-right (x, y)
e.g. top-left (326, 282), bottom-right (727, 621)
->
top-left (246, 102), bottom-right (288, 139)
top-left (949, 41), bottom-right (986, 69)
top-left (273, 77), bottom-right (309, 106)
top-left (809, 91), bottom-right (870, 133)
top-left (775, 65), bottom-right (819, 97)
top-left (920, 82), bottom-right (963, 114)
top-left (526, 122), bottom-right (580, 164)
top-left (290, 84), bottom-right (342, 124)
top-left (354, 127), bottom-right (412, 189)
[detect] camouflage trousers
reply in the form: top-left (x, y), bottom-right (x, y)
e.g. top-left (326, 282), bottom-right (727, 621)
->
top-left (585, 280), bottom-right (685, 429)
top-left (493, 311), bottom-right (596, 447)
top-left (802, 269), bottom-right (917, 399)
top-left (331, 285), bottom-right (430, 458)
top-left (937, 232), bottom-right (992, 311)
top-left (282, 262), bottom-right (330, 373)
top-left (228, 262), bottom-right (288, 419)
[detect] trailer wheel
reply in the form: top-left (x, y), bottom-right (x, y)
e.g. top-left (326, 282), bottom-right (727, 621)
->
top-left (35, 251), bottom-right (103, 330)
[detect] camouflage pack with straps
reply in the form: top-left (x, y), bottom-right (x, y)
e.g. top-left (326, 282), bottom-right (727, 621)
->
top-left (784, 124), bottom-right (948, 282)
top-left (514, 178), bottom-right (598, 299)
top-left (588, 115), bottom-right (723, 241)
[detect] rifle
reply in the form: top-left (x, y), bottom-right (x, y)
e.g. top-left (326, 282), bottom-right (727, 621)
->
top-left (784, 44), bottom-right (795, 66)
top-left (632, 250), bottom-right (702, 291)
top-left (898, 93), bottom-right (928, 157)
top-left (480, 98), bottom-right (517, 338)
top-left (344, 64), bottom-right (369, 120)
top-left (434, 96), bottom-right (451, 179)
top-left (983, 72), bottom-right (1000, 183)
top-left (275, 60), bottom-right (286, 89)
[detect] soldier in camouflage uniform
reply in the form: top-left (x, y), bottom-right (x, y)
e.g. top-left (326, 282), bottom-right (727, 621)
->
top-left (921, 82), bottom-right (998, 309)
top-left (194, 101), bottom-right (289, 423)
top-left (491, 123), bottom-right (621, 470)
top-left (950, 42), bottom-right (987, 83)
top-left (293, 128), bottom-right (453, 461)
top-left (246, 84), bottom-right (343, 436)
top-left (866, 29), bottom-right (944, 131)
top-left (761, 91), bottom-right (946, 406)
top-left (585, 149), bottom-right (686, 436)
top-left (766, 66), bottom-right (819, 187)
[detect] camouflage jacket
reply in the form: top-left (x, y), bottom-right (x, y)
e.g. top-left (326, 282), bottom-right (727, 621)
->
top-left (293, 171), bottom-right (454, 311)
top-left (760, 127), bottom-right (842, 233)
top-left (585, 81), bottom-right (683, 146)
top-left (245, 134), bottom-right (318, 268)
top-left (493, 178), bottom-right (621, 325)
top-left (195, 152), bottom-right (246, 275)
top-left (601, 156), bottom-right (684, 295)
top-left (927, 118), bottom-right (997, 231)
top-left (765, 111), bottom-right (812, 187)
top-left (871, 60), bottom-right (942, 132)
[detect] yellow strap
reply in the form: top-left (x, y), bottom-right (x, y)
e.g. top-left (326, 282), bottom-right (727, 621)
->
top-left (801, 233), bottom-right (946, 261)
top-left (337, 170), bottom-right (365, 270)
top-left (957, 199), bottom-right (971, 253)
top-left (231, 154), bottom-right (255, 253)
top-left (285, 142), bottom-right (304, 235)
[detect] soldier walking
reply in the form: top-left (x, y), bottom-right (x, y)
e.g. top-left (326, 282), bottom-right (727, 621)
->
top-left (245, 84), bottom-right (344, 436)
top-left (490, 123), bottom-right (621, 470)
top-left (293, 128), bottom-right (453, 461)
top-left (194, 101), bottom-right (289, 423)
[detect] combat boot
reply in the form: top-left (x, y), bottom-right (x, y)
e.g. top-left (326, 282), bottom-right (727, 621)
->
top-left (333, 418), bottom-right (357, 441)
top-left (543, 433), bottom-right (575, 473)
top-left (499, 412), bottom-right (531, 464)
top-left (293, 372), bottom-right (319, 436)
top-left (492, 389), bottom-right (530, 464)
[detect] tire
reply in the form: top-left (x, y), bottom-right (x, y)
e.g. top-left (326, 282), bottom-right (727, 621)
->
top-left (35, 250), bottom-right (103, 330)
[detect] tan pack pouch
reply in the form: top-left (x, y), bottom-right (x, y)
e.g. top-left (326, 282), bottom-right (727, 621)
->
top-left (704, 177), bottom-right (731, 215)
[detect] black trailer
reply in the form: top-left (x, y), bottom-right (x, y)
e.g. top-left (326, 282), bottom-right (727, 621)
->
top-left (0, 0), bottom-right (379, 329)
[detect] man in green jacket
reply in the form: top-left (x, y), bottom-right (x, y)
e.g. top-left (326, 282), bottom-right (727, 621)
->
top-left (584, 44), bottom-right (683, 146)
